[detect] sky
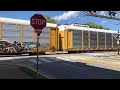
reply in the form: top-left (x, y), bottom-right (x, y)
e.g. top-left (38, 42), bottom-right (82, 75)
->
top-left (0, 11), bottom-right (120, 31)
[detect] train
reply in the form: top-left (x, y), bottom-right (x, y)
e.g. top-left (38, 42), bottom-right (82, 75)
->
top-left (58, 25), bottom-right (118, 53)
top-left (0, 17), bottom-right (119, 55)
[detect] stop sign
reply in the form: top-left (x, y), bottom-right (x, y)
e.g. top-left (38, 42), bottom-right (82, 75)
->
top-left (30, 14), bottom-right (46, 30)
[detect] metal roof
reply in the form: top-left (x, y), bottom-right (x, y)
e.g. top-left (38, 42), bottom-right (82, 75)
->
top-left (0, 17), bottom-right (118, 34)
top-left (58, 25), bottom-right (118, 34)
top-left (0, 17), bottom-right (57, 28)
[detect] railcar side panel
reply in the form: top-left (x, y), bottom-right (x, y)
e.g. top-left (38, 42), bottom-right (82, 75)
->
top-left (90, 31), bottom-right (97, 49)
top-left (113, 34), bottom-right (118, 48)
top-left (50, 28), bottom-right (59, 51)
top-left (59, 30), bottom-right (65, 50)
top-left (106, 33), bottom-right (112, 48)
top-left (23, 25), bottom-right (34, 42)
top-left (37, 27), bottom-right (50, 50)
top-left (67, 30), bottom-right (73, 49)
top-left (72, 30), bottom-right (82, 49)
top-left (83, 31), bottom-right (88, 49)
top-left (2, 23), bottom-right (20, 43)
top-left (98, 32), bottom-right (105, 48)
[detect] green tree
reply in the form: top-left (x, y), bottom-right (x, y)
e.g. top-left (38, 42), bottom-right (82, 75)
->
top-left (44, 15), bottom-right (57, 24)
top-left (85, 21), bottom-right (110, 30)
top-left (105, 28), bottom-right (110, 30)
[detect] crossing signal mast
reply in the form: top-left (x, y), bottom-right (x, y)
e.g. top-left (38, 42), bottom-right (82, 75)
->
top-left (117, 30), bottom-right (120, 55)
top-left (84, 11), bottom-right (120, 20)
top-left (84, 11), bottom-right (120, 55)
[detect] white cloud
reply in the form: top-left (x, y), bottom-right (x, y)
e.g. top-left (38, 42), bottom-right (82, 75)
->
top-left (99, 11), bottom-right (105, 16)
top-left (52, 11), bottom-right (80, 21)
top-left (101, 20), bottom-right (107, 24)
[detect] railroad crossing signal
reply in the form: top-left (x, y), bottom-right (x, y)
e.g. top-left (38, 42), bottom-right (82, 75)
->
top-left (84, 11), bottom-right (120, 21)
top-left (113, 33), bottom-right (119, 40)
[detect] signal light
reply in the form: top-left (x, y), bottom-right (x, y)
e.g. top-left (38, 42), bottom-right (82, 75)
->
top-left (113, 12), bottom-right (116, 16)
top-left (84, 11), bottom-right (96, 15)
top-left (109, 11), bottom-right (116, 17)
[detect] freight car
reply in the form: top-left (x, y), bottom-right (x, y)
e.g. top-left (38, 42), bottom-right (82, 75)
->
top-left (0, 17), bottom-right (59, 55)
top-left (0, 17), bottom-right (119, 55)
top-left (58, 25), bottom-right (118, 53)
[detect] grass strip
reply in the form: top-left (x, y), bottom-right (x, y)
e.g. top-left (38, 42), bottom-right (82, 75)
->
top-left (19, 66), bottom-right (48, 79)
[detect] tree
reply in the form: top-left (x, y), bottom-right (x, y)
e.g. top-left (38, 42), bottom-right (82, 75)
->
top-left (44, 15), bottom-right (57, 24)
top-left (85, 21), bottom-right (110, 30)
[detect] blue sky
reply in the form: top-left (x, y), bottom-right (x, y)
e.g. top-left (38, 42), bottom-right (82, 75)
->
top-left (0, 11), bottom-right (120, 31)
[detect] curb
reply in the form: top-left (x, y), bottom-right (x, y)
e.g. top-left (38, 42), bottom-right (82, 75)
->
top-left (26, 66), bottom-right (56, 79)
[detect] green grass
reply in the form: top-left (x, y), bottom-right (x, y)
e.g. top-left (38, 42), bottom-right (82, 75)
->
top-left (19, 66), bottom-right (48, 79)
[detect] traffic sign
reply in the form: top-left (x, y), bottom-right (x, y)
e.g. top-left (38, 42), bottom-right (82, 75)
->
top-left (30, 14), bottom-right (46, 31)
top-left (34, 29), bottom-right (42, 33)
top-left (30, 13), bottom-right (46, 76)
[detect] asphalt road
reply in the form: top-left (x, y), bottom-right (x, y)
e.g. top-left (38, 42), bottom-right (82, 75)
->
top-left (0, 51), bottom-right (120, 79)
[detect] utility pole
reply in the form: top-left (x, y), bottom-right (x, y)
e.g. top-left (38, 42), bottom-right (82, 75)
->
top-left (118, 30), bottom-right (120, 55)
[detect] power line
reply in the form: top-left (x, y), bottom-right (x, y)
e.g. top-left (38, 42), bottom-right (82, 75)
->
top-left (58, 12), bottom-right (84, 25)
top-left (115, 22), bottom-right (120, 25)
top-left (85, 11), bottom-right (120, 21)
top-left (59, 14), bottom-right (81, 24)
top-left (70, 15), bottom-right (86, 24)
top-left (55, 11), bottom-right (120, 31)
top-left (55, 12), bottom-right (85, 30)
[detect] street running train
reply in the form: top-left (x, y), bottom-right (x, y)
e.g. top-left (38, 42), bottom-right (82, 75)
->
top-left (0, 17), bottom-right (118, 55)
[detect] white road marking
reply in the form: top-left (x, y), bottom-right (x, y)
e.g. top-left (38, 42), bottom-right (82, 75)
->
top-left (56, 57), bottom-right (71, 60)
top-left (62, 63), bottom-right (88, 70)
top-left (56, 56), bottom-right (86, 62)
top-left (0, 57), bottom-right (13, 61)
top-left (63, 56), bottom-right (86, 59)
top-left (69, 56), bottom-right (84, 58)
top-left (46, 57), bottom-right (61, 62)
top-left (8, 57), bottom-right (11, 59)
top-left (29, 59), bottom-right (41, 64)
top-left (40, 58), bottom-right (52, 62)
top-left (8, 57), bottom-right (15, 62)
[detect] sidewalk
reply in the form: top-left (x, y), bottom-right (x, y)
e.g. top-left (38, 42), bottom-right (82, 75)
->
top-left (0, 64), bottom-right (32, 79)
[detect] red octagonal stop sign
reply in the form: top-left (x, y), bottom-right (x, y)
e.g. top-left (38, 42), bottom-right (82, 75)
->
top-left (30, 14), bottom-right (46, 30)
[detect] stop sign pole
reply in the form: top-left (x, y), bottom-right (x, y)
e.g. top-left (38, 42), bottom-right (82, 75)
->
top-left (36, 33), bottom-right (40, 76)
top-left (30, 14), bottom-right (46, 76)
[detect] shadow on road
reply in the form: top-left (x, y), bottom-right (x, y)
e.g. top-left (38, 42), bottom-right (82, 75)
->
top-left (0, 56), bottom-right (120, 79)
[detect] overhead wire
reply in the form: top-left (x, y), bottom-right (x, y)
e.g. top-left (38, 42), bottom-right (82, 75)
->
top-left (58, 12), bottom-right (85, 25)
top-left (55, 11), bottom-right (120, 32)
top-left (69, 15), bottom-right (86, 25)
top-left (55, 12), bottom-right (85, 31)
top-left (55, 11), bottom-right (90, 34)
top-left (59, 14), bottom-right (81, 25)
top-left (57, 11), bottom-right (120, 25)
